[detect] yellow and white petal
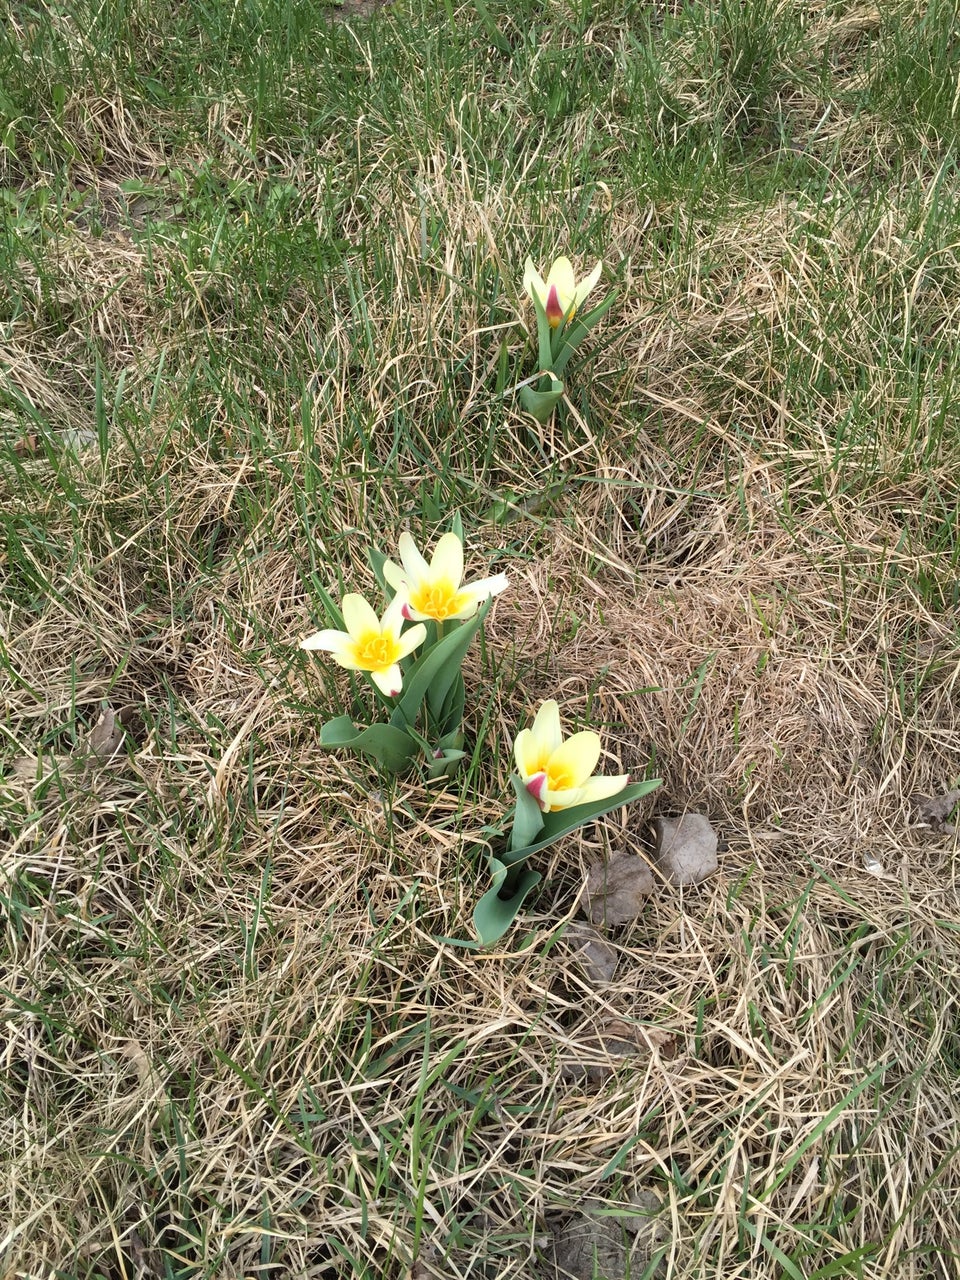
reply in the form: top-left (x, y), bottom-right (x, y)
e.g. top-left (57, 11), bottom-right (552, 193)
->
top-left (574, 774), bottom-right (630, 806)
top-left (538, 782), bottom-right (581, 813)
top-left (341, 593), bottom-right (381, 639)
top-left (449, 572), bottom-right (510, 618)
top-left (300, 627), bottom-right (352, 656)
top-left (514, 728), bottom-right (545, 781)
top-left (523, 257), bottom-right (547, 305)
top-left (370, 662), bottom-right (403, 697)
top-left (574, 260), bottom-right (603, 308)
top-left (550, 730), bottom-right (603, 788)
top-left (382, 558), bottom-right (408, 592)
top-left (530, 700), bottom-right (564, 756)
top-left (396, 621), bottom-right (428, 659)
top-left (429, 532), bottom-right (464, 586)
top-left (545, 256), bottom-right (576, 307)
top-left (397, 532), bottom-right (431, 584)
top-left (382, 592), bottom-right (408, 634)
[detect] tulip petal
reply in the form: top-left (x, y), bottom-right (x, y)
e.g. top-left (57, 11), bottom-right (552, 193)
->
top-left (545, 285), bottom-right (564, 327)
top-left (525, 772), bottom-right (547, 804)
top-left (575, 774), bottom-right (630, 806)
top-left (575, 260), bottom-right (603, 307)
top-left (430, 532), bottom-right (464, 586)
top-left (550, 730), bottom-right (602, 787)
top-left (523, 257), bottom-right (547, 304)
top-left (546, 256), bottom-right (576, 304)
top-left (304, 634), bottom-right (363, 671)
top-left (382, 558), bottom-right (407, 592)
top-left (341, 593), bottom-right (380, 638)
top-left (538, 783), bottom-right (580, 813)
top-left (382, 591), bottom-right (408, 634)
top-left (397, 531), bottom-right (431, 582)
top-left (514, 727), bottom-right (543, 779)
top-left (396, 622), bottom-right (428, 659)
top-left (370, 663), bottom-right (403, 697)
top-left (300, 627), bottom-right (353, 657)
top-left (450, 573), bottom-right (510, 618)
top-left (531, 699), bottom-right (564, 756)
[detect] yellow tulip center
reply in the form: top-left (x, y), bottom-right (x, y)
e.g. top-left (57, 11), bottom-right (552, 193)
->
top-left (353, 631), bottom-right (401, 671)
top-left (526, 750), bottom-right (576, 793)
top-left (545, 759), bottom-right (576, 791)
top-left (410, 578), bottom-right (466, 621)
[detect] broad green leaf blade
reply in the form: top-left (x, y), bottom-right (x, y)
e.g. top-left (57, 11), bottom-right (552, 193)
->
top-left (502, 778), bottom-right (662, 868)
top-left (518, 379), bottom-right (564, 423)
top-left (509, 774), bottom-right (545, 852)
top-left (430, 669), bottom-right (465, 738)
top-left (395, 595), bottom-right (491, 726)
top-left (530, 289), bottom-right (555, 372)
top-left (472, 858), bottom-right (543, 946)
top-left (551, 290), bottom-right (618, 376)
top-left (318, 716), bottom-right (419, 773)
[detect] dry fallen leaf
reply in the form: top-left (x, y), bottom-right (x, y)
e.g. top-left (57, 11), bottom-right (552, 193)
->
top-left (84, 707), bottom-right (126, 760)
top-left (2, 752), bottom-right (73, 791)
top-left (561, 1019), bottom-right (678, 1082)
top-left (581, 853), bottom-right (655, 927)
top-left (653, 813), bottom-right (719, 885)
top-left (914, 789), bottom-right (960, 833)
top-left (565, 921), bottom-right (619, 984)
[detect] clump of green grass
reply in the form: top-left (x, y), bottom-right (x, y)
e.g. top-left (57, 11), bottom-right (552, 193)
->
top-left (2, 1), bottom-right (960, 1277)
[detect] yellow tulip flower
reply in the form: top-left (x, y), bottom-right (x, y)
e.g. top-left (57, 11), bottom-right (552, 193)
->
top-left (514, 700), bottom-right (629, 812)
top-left (383, 531), bottom-right (509, 624)
top-left (300, 592), bottom-right (426, 697)
top-left (523, 255), bottom-right (603, 328)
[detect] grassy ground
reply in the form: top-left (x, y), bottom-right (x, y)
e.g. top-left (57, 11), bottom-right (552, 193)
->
top-left (2, 0), bottom-right (960, 1276)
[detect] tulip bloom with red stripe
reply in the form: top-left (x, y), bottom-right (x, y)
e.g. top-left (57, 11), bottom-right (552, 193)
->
top-left (514, 700), bottom-right (629, 813)
top-left (522, 256), bottom-right (603, 329)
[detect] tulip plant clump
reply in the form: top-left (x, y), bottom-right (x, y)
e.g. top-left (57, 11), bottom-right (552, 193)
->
top-left (301, 515), bottom-right (507, 781)
top-left (302, 524), bottom-right (659, 945)
top-left (518, 255), bottom-right (617, 423)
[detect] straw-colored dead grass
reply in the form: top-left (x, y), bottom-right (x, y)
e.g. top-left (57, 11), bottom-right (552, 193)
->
top-left (3, 451), bottom-right (959, 1275)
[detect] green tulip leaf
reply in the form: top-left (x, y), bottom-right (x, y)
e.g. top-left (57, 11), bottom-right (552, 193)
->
top-left (501, 777), bottom-right (662, 868)
top-left (550, 293), bottom-right (618, 376)
top-left (431, 669), bottom-right (465, 738)
top-left (319, 716), bottom-right (420, 774)
top-left (550, 290), bottom-right (618, 376)
top-left (472, 857), bottom-right (543, 946)
top-left (530, 289), bottom-right (556, 373)
top-left (393, 595), bottom-right (491, 728)
top-left (518, 379), bottom-right (564, 423)
top-left (509, 774), bottom-right (545, 852)
top-left (368, 546), bottom-right (391, 597)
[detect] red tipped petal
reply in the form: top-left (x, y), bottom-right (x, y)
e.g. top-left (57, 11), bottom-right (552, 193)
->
top-left (545, 285), bottom-right (564, 327)
top-left (526, 773), bottom-right (547, 807)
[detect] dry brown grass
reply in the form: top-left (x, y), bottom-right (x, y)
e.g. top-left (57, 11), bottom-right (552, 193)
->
top-left (3, 454), bottom-right (959, 1276)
